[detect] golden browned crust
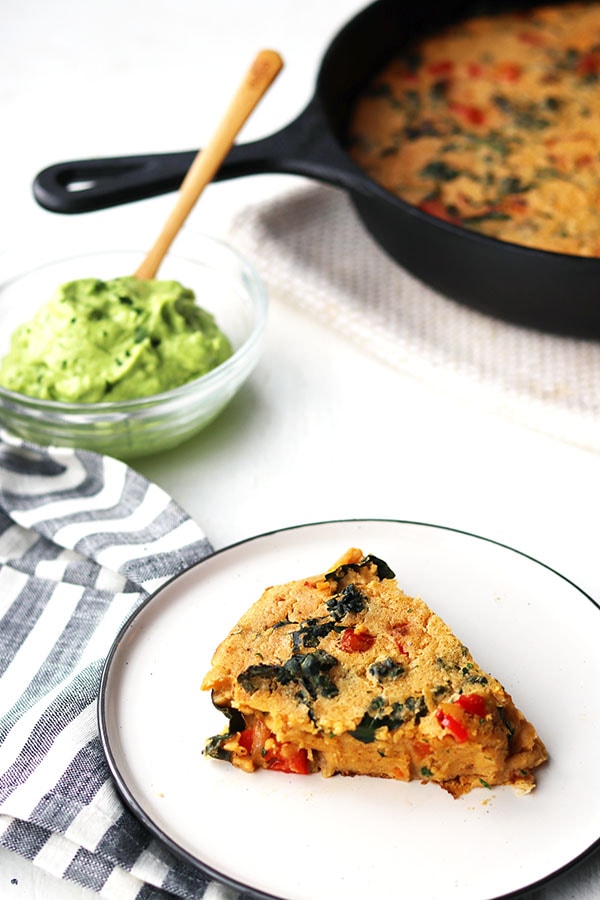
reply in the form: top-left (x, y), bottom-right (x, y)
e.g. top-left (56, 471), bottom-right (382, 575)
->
top-left (202, 548), bottom-right (547, 796)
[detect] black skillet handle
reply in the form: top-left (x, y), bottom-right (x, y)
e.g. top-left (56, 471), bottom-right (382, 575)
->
top-left (32, 98), bottom-right (369, 214)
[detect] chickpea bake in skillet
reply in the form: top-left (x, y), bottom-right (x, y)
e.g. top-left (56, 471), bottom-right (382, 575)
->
top-left (348, 2), bottom-right (600, 256)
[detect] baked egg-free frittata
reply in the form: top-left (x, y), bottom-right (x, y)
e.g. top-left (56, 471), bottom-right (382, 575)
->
top-left (202, 549), bottom-right (547, 797)
top-left (347, 2), bottom-right (600, 256)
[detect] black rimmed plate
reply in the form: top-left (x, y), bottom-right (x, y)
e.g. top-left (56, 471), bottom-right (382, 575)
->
top-left (98, 519), bottom-right (600, 899)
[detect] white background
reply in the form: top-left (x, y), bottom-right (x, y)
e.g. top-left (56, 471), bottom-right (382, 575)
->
top-left (1, 0), bottom-right (599, 898)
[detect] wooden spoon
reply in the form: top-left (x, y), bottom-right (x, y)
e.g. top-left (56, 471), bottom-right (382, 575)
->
top-left (134, 49), bottom-right (283, 281)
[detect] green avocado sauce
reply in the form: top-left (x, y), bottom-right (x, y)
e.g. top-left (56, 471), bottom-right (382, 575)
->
top-left (0, 276), bottom-right (233, 403)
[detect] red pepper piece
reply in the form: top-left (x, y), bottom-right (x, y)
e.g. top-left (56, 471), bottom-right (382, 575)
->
top-left (428, 60), bottom-right (454, 76)
top-left (435, 708), bottom-right (469, 742)
top-left (455, 693), bottom-right (487, 718)
top-left (496, 62), bottom-right (522, 82)
top-left (242, 723), bottom-right (310, 774)
top-left (502, 196), bottom-right (529, 214)
top-left (577, 52), bottom-right (600, 77)
top-left (467, 62), bottom-right (484, 77)
top-left (340, 627), bottom-right (375, 652)
top-left (418, 198), bottom-right (462, 226)
top-left (390, 622), bottom-right (410, 656)
top-left (238, 728), bottom-right (254, 752)
top-left (518, 30), bottom-right (546, 46)
top-left (449, 102), bottom-right (485, 125)
top-left (412, 740), bottom-right (431, 760)
top-left (266, 743), bottom-right (310, 775)
top-left (576, 154), bottom-right (594, 168)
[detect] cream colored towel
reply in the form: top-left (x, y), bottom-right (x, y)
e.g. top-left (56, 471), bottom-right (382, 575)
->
top-left (228, 183), bottom-right (600, 453)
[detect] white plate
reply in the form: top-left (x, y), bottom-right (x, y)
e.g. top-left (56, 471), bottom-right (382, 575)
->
top-left (99, 520), bottom-right (600, 900)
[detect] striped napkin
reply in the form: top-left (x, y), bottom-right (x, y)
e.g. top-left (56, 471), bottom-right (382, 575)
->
top-left (0, 430), bottom-right (238, 900)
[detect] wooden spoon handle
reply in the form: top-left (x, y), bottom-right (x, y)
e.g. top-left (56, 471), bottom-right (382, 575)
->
top-left (134, 49), bottom-right (283, 281)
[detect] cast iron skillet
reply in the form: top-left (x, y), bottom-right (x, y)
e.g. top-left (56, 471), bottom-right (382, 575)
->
top-left (32, 0), bottom-right (600, 338)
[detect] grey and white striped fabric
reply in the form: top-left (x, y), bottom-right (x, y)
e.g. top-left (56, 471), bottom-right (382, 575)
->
top-left (0, 430), bottom-right (239, 900)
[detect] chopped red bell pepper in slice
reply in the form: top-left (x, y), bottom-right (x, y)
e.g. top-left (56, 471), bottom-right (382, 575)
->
top-left (391, 622), bottom-right (410, 656)
top-left (340, 627), bottom-right (375, 652)
top-left (427, 60), bottom-right (454, 76)
top-left (449, 102), bottom-right (485, 125)
top-left (495, 61), bottom-right (522, 82)
top-left (576, 52), bottom-right (600, 77)
top-left (238, 728), bottom-right (254, 752)
top-left (267, 744), bottom-right (310, 775)
top-left (455, 693), bottom-right (487, 718)
top-left (240, 723), bottom-right (310, 774)
top-left (517, 30), bottom-right (546, 46)
top-left (435, 708), bottom-right (469, 742)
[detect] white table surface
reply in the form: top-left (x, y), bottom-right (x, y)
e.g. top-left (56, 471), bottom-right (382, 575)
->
top-left (1, 1), bottom-right (600, 898)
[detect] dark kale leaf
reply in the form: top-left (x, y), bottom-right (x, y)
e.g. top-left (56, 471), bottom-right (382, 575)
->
top-left (514, 109), bottom-right (551, 129)
top-left (403, 88), bottom-right (422, 114)
top-left (363, 82), bottom-right (394, 100)
top-left (368, 657), bottom-right (406, 682)
top-left (212, 699), bottom-right (246, 732)
top-left (203, 733), bottom-right (232, 761)
top-left (419, 160), bottom-right (460, 182)
top-left (237, 663), bottom-right (282, 694)
top-left (499, 175), bottom-right (529, 195)
top-left (497, 705), bottom-right (515, 738)
top-left (561, 47), bottom-right (581, 71)
top-left (456, 130), bottom-right (514, 159)
top-left (203, 701), bottom-right (246, 761)
top-left (466, 674), bottom-right (489, 685)
top-left (462, 211), bottom-right (511, 224)
top-left (294, 690), bottom-right (319, 725)
top-left (324, 553), bottom-right (395, 585)
top-left (349, 693), bottom-right (429, 742)
top-left (238, 650), bottom-right (339, 701)
top-left (291, 617), bottom-right (342, 650)
top-left (432, 684), bottom-right (450, 699)
top-left (405, 120), bottom-right (442, 140)
top-left (326, 583), bottom-right (367, 620)
top-left (491, 94), bottom-right (550, 129)
top-left (543, 96), bottom-right (562, 111)
top-left (404, 695), bottom-right (428, 723)
top-left (430, 78), bottom-right (449, 102)
top-left (349, 700), bottom-right (407, 743)
top-left (492, 94), bottom-right (512, 115)
top-left (349, 714), bottom-right (380, 744)
top-left (281, 651), bottom-right (340, 699)
top-left (367, 554), bottom-right (396, 580)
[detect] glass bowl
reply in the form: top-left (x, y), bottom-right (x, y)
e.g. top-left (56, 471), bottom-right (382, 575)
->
top-left (0, 231), bottom-right (267, 459)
